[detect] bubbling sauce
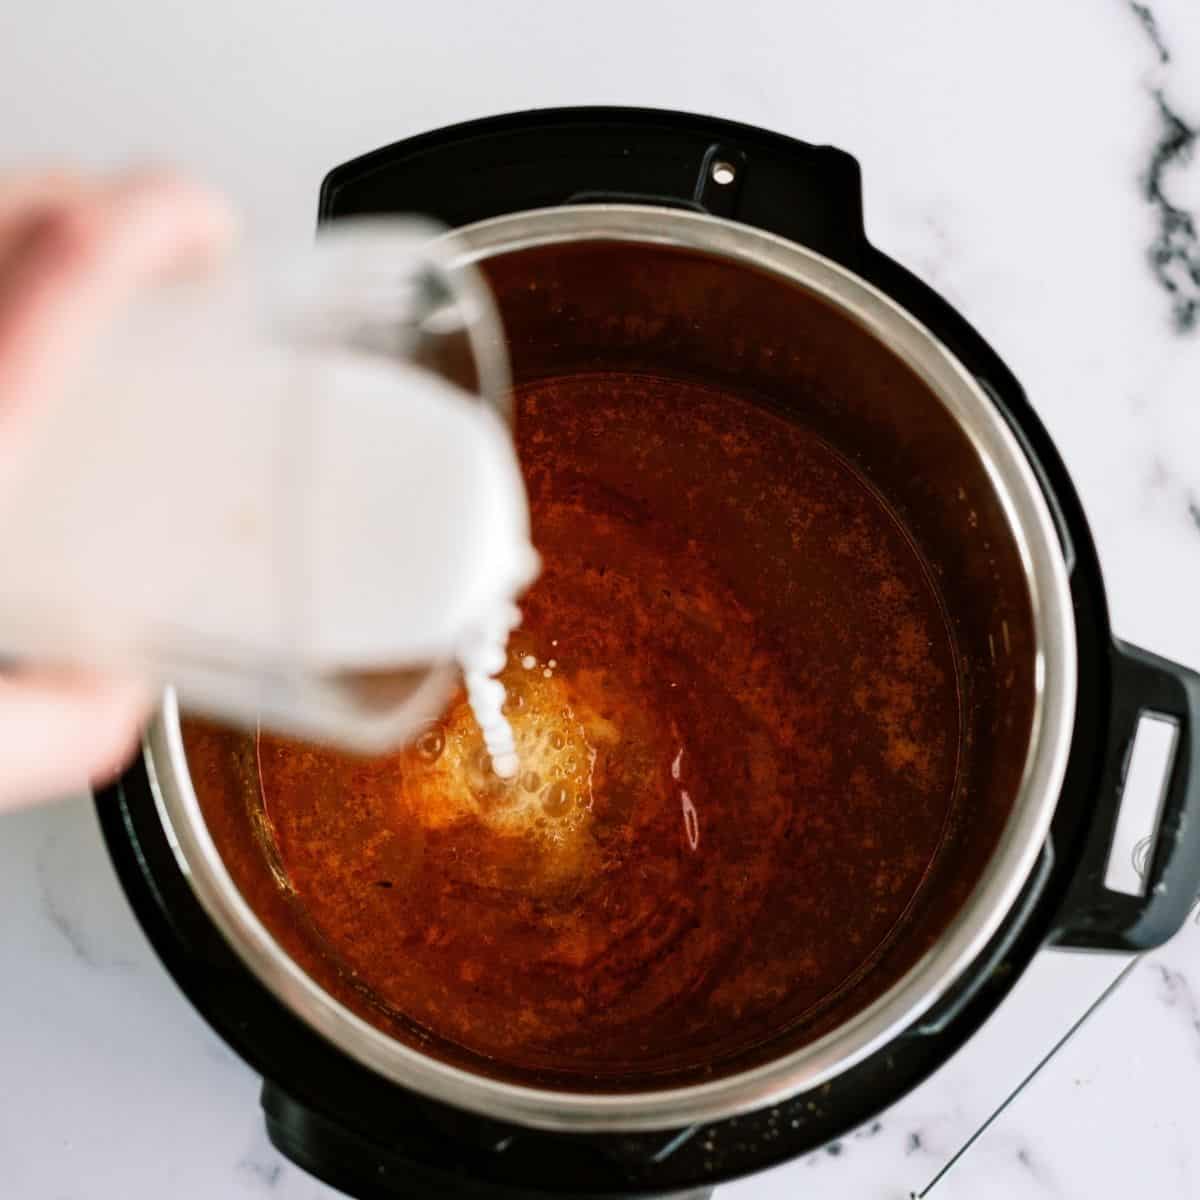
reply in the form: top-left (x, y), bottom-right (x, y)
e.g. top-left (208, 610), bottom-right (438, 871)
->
top-left (191, 371), bottom-right (962, 1086)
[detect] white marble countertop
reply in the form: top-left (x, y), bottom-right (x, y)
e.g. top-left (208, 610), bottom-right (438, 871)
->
top-left (2, 1), bottom-right (1199, 1196)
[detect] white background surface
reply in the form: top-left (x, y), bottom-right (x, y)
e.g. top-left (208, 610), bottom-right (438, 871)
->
top-left (2, 1), bottom-right (1199, 1196)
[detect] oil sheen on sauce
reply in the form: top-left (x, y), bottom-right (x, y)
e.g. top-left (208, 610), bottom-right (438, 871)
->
top-left (189, 371), bottom-right (962, 1087)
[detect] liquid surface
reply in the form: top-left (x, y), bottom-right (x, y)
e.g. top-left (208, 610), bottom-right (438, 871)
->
top-left (201, 372), bottom-right (962, 1084)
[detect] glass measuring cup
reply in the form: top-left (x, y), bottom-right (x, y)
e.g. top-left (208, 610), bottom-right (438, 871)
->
top-left (0, 219), bottom-right (536, 750)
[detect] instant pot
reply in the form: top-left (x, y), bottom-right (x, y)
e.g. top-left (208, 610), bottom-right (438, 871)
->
top-left (98, 108), bottom-right (1200, 1198)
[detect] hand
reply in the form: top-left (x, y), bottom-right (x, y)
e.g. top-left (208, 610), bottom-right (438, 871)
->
top-left (0, 169), bottom-right (233, 809)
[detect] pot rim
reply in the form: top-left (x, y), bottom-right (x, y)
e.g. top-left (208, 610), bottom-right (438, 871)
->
top-left (145, 204), bottom-right (1077, 1132)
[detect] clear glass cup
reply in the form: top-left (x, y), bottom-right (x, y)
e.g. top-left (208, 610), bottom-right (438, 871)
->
top-left (0, 219), bottom-right (535, 750)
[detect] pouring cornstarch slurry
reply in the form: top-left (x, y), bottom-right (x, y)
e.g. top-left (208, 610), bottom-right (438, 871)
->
top-left (186, 369), bottom-right (962, 1088)
top-left (459, 602), bottom-right (523, 779)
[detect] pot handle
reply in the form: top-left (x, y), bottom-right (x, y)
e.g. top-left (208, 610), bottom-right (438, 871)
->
top-left (1052, 640), bottom-right (1200, 951)
top-left (261, 1080), bottom-right (708, 1195)
top-left (320, 109), bottom-right (870, 267)
top-left (559, 135), bottom-right (865, 266)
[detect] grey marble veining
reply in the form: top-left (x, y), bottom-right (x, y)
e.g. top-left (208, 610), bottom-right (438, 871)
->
top-left (33, 806), bottom-right (138, 973)
top-left (1130, 2), bottom-right (1200, 332)
top-left (1154, 963), bottom-right (1200, 1047)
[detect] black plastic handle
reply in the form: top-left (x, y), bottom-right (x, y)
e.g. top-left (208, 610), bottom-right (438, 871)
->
top-left (1053, 640), bottom-right (1200, 951)
top-left (261, 1080), bottom-right (707, 1198)
top-left (319, 107), bottom-right (868, 267)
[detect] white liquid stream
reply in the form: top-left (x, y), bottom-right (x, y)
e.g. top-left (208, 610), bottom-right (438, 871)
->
top-left (460, 603), bottom-right (522, 778)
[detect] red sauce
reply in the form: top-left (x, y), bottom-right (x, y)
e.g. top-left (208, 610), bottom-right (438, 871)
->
top-left (189, 371), bottom-right (961, 1086)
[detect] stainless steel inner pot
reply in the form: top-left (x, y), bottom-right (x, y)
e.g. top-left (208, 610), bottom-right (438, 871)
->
top-left (144, 205), bottom-right (1076, 1132)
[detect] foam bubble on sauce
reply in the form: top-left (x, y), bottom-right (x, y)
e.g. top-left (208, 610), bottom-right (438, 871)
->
top-left (460, 603), bottom-right (522, 778)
